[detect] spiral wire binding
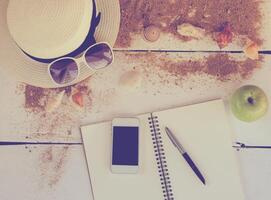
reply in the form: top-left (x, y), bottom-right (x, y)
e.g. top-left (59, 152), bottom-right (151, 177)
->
top-left (148, 113), bottom-right (174, 200)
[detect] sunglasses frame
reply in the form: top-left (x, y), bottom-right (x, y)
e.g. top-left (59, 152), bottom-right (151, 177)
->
top-left (48, 42), bottom-right (114, 86)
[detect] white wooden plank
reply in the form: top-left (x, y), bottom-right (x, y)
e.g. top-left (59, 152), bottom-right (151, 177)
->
top-left (0, 145), bottom-right (93, 200)
top-left (0, 145), bottom-right (270, 200)
top-left (114, 1), bottom-right (271, 51)
top-left (237, 149), bottom-right (271, 200)
top-left (0, 52), bottom-right (270, 145)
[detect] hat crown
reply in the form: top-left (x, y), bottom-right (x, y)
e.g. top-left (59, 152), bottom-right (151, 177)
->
top-left (7, 0), bottom-right (93, 59)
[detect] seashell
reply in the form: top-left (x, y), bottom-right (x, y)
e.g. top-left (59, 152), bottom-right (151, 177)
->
top-left (143, 25), bottom-right (161, 42)
top-left (45, 90), bottom-right (65, 113)
top-left (244, 41), bottom-right (259, 60)
top-left (69, 88), bottom-right (85, 112)
top-left (177, 23), bottom-right (205, 39)
top-left (119, 70), bottom-right (142, 90)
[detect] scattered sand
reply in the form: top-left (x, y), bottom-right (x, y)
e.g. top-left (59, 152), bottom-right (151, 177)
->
top-left (39, 146), bottom-right (70, 187)
top-left (116, 0), bottom-right (262, 47)
top-left (21, 79), bottom-right (93, 141)
top-left (122, 52), bottom-right (262, 83)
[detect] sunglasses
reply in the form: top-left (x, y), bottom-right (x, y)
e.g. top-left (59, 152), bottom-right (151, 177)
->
top-left (48, 42), bottom-right (114, 85)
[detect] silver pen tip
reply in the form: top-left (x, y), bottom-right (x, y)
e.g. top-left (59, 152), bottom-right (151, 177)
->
top-left (165, 127), bottom-right (170, 135)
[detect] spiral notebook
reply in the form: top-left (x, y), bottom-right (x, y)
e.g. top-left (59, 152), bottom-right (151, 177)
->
top-left (81, 99), bottom-right (245, 200)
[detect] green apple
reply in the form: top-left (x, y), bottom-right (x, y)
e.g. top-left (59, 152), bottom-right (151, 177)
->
top-left (230, 85), bottom-right (268, 122)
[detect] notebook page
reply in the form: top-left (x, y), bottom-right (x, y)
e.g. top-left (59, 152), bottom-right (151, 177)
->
top-left (81, 114), bottom-right (163, 200)
top-left (153, 99), bottom-right (245, 200)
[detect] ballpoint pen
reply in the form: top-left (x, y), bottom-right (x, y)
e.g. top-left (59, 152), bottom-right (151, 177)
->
top-left (165, 127), bottom-right (206, 185)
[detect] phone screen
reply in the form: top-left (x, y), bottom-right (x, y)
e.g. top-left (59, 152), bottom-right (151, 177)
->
top-left (112, 126), bottom-right (139, 166)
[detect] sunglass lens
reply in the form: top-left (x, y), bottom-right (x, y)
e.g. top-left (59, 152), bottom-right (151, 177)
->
top-left (85, 43), bottom-right (113, 69)
top-left (49, 58), bottom-right (78, 84)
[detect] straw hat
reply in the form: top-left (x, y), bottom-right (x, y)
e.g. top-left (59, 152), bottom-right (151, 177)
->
top-left (0, 0), bottom-right (120, 88)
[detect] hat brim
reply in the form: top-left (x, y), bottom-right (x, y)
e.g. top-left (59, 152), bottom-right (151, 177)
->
top-left (0, 0), bottom-right (120, 88)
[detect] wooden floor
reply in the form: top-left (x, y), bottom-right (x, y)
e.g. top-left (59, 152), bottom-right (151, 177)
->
top-left (0, 50), bottom-right (270, 200)
top-left (1, 1), bottom-right (271, 200)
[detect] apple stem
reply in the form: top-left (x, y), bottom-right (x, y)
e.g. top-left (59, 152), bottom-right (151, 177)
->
top-left (247, 97), bottom-right (255, 105)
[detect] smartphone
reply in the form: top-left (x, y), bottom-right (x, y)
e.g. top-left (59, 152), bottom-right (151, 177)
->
top-left (111, 118), bottom-right (139, 174)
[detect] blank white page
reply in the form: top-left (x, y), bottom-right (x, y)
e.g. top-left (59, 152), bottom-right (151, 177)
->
top-left (155, 99), bottom-right (245, 200)
top-left (81, 114), bottom-right (163, 200)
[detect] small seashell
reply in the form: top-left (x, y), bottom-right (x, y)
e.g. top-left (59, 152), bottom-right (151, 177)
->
top-left (45, 90), bottom-right (65, 113)
top-left (119, 70), bottom-right (142, 90)
top-left (244, 41), bottom-right (259, 60)
top-left (69, 88), bottom-right (85, 111)
top-left (143, 25), bottom-right (161, 42)
top-left (177, 23), bottom-right (205, 39)
top-left (212, 22), bottom-right (233, 49)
